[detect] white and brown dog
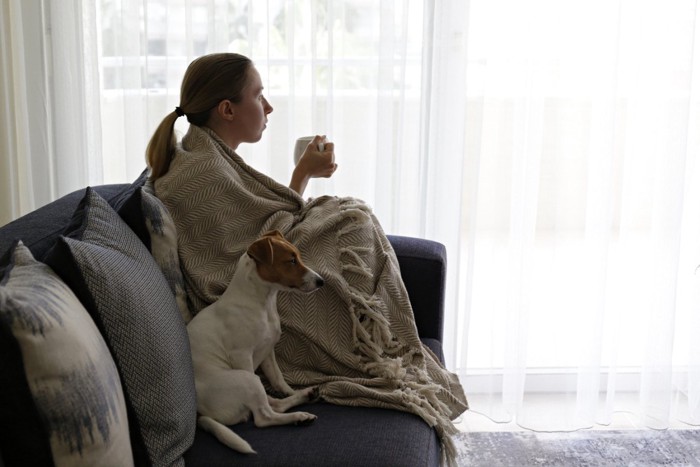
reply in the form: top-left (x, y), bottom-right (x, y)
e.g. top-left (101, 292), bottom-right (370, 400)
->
top-left (186, 230), bottom-right (324, 454)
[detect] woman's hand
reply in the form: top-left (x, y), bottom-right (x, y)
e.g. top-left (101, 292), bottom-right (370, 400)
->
top-left (290, 135), bottom-right (338, 195)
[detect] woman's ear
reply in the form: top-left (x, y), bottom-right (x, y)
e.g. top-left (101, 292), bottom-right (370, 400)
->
top-left (216, 99), bottom-right (236, 121)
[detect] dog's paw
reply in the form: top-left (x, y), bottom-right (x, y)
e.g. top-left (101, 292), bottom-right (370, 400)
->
top-left (294, 413), bottom-right (317, 426)
top-left (305, 386), bottom-right (321, 402)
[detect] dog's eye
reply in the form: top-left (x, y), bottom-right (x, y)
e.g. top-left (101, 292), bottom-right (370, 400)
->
top-left (290, 257), bottom-right (297, 265)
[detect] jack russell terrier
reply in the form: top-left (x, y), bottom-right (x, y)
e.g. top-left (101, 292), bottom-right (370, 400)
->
top-left (187, 230), bottom-right (324, 454)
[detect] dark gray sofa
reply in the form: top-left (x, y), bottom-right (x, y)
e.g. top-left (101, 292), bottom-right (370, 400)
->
top-left (0, 174), bottom-right (449, 467)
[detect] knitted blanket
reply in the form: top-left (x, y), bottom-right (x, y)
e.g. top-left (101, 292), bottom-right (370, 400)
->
top-left (154, 125), bottom-right (468, 464)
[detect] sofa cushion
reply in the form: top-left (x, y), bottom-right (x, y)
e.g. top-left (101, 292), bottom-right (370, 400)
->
top-left (183, 401), bottom-right (440, 467)
top-left (118, 180), bottom-right (192, 323)
top-left (0, 241), bottom-right (132, 466)
top-left (43, 187), bottom-right (196, 467)
top-left (183, 337), bottom-right (443, 467)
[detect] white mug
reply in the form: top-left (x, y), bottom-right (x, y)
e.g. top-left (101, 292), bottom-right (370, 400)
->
top-left (294, 136), bottom-right (325, 165)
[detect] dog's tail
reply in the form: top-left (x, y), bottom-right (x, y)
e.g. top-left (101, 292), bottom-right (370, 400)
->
top-left (198, 416), bottom-right (256, 454)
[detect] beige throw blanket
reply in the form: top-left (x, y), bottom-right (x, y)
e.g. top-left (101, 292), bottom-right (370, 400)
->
top-left (155, 125), bottom-right (468, 464)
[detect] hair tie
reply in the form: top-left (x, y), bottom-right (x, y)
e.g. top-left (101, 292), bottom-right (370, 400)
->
top-left (175, 106), bottom-right (185, 117)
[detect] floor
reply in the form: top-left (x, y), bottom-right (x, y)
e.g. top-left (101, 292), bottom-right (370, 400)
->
top-left (455, 393), bottom-right (695, 433)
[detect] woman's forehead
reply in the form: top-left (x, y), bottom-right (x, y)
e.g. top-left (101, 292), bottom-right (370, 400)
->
top-left (245, 66), bottom-right (263, 90)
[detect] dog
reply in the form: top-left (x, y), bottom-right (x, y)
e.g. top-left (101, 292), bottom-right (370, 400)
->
top-left (186, 230), bottom-right (324, 454)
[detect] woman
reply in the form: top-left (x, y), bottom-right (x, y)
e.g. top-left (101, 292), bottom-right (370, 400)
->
top-left (147, 53), bottom-right (467, 462)
top-left (147, 53), bottom-right (336, 195)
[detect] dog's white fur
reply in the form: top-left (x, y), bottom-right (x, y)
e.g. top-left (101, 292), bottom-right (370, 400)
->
top-left (187, 230), bottom-right (324, 454)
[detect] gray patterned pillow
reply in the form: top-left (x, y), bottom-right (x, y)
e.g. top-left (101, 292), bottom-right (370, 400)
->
top-left (44, 187), bottom-right (197, 467)
top-left (0, 241), bottom-right (133, 466)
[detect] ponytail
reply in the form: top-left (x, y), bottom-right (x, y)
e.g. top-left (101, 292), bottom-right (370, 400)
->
top-left (146, 111), bottom-right (179, 181)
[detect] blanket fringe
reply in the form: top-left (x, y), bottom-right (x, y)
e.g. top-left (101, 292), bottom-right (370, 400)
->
top-left (402, 386), bottom-right (459, 467)
top-left (334, 200), bottom-right (460, 466)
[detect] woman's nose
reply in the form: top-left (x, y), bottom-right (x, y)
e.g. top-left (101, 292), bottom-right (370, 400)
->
top-left (264, 97), bottom-right (273, 114)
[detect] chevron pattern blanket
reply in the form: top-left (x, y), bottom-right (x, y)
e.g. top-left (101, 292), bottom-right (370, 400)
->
top-left (154, 125), bottom-right (468, 464)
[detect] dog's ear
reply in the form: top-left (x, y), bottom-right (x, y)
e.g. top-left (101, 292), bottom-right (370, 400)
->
top-left (262, 229), bottom-right (285, 241)
top-left (248, 237), bottom-right (274, 265)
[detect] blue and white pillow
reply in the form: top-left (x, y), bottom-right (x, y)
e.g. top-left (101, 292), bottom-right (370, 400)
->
top-left (44, 187), bottom-right (197, 467)
top-left (119, 179), bottom-right (193, 323)
top-left (0, 241), bottom-right (133, 467)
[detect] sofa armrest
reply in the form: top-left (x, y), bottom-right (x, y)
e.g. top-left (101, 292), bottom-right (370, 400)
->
top-left (387, 234), bottom-right (446, 343)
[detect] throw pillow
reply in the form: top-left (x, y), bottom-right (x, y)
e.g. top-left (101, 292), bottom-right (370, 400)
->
top-left (0, 241), bottom-right (133, 467)
top-left (118, 179), bottom-right (193, 323)
top-left (44, 187), bottom-right (197, 467)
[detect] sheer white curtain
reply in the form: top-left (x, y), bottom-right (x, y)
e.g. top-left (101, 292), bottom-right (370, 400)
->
top-left (455, 0), bottom-right (700, 431)
top-left (0, 0), bottom-right (102, 226)
top-left (3, 0), bottom-right (699, 432)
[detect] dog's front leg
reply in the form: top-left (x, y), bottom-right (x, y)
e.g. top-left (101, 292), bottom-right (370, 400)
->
top-left (260, 352), bottom-right (296, 396)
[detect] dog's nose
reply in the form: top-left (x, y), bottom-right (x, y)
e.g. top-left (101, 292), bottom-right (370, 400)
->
top-left (316, 277), bottom-right (325, 288)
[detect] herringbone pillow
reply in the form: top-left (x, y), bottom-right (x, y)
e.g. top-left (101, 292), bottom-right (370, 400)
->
top-left (44, 187), bottom-right (196, 467)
